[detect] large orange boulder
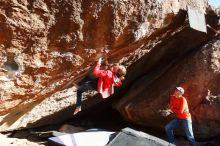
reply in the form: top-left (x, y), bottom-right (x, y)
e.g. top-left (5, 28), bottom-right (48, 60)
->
top-left (0, 0), bottom-right (218, 137)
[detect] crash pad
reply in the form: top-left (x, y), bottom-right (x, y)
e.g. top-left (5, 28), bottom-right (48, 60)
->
top-left (106, 128), bottom-right (174, 146)
top-left (48, 131), bottom-right (114, 146)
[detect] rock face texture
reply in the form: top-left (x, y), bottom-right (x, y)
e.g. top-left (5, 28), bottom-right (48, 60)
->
top-left (0, 0), bottom-right (219, 140)
top-left (0, 0), bottom-right (169, 131)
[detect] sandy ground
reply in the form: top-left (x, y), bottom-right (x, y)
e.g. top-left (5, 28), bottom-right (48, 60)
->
top-left (0, 133), bottom-right (44, 146)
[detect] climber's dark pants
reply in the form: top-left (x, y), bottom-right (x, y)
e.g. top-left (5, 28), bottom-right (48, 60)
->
top-left (76, 80), bottom-right (97, 107)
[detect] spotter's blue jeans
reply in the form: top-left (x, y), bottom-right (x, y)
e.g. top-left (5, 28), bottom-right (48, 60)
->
top-left (165, 118), bottom-right (196, 146)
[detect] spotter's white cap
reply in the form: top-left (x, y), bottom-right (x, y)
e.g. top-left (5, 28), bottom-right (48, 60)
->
top-left (176, 87), bottom-right (184, 94)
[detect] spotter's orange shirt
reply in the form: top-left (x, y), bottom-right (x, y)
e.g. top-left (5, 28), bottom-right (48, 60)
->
top-left (170, 95), bottom-right (191, 119)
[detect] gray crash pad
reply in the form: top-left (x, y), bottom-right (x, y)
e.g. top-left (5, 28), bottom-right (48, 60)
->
top-left (106, 128), bottom-right (174, 146)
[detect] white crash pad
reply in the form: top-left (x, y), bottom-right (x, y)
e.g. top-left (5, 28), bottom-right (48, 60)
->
top-left (49, 131), bottom-right (115, 146)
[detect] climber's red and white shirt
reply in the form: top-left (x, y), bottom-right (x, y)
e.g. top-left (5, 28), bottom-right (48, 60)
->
top-left (93, 63), bottom-right (122, 98)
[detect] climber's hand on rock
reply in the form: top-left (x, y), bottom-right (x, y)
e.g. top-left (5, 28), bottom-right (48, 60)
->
top-left (120, 76), bottom-right (125, 80)
top-left (98, 58), bottom-right (102, 65)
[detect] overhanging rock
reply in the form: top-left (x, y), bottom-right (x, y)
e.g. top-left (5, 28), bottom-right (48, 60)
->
top-left (107, 128), bottom-right (174, 146)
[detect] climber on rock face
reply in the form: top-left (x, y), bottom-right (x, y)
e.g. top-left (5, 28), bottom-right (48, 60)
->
top-left (164, 87), bottom-right (196, 146)
top-left (73, 58), bottom-right (127, 115)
